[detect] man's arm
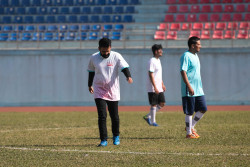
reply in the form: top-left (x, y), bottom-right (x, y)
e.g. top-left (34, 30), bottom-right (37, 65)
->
top-left (121, 68), bottom-right (133, 84)
top-left (88, 72), bottom-right (95, 94)
top-left (180, 70), bottom-right (194, 96)
top-left (149, 71), bottom-right (159, 94)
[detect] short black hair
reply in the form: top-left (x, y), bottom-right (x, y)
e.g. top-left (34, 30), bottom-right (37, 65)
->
top-left (188, 36), bottom-right (200, 48)
top-left (99, 38), bottom-right (111, 48)
top-left (152, 44), bottom-right (162, 55)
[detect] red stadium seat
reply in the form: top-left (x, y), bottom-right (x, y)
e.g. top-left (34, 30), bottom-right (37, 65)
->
top-left (178, 0), bottom-right (188, 4)
top-left (210, 14), bottom-right (220, 22)
top-left (236, 5), bottom-right (245, 12)
top-left (193, 23), bottom-right (203, 30)
top-left (204, 22), bottom-right (214, 30)
top-left (179, 5), bottom-right (189, 13)
top-left (164, 15), bottom-right (174, 22)
top-left (244, 13), bottom-right (250, 21)
top-left (154, 31), bottom-right (166, 40)
top-left (212, 30), bottom-right (223, 39)
top-left (213, 5), bottom-right (222, 13)
top-left (170, 23), bottom-right (180, 30)
top-left (232, 13), bottom-right (242, 21)
top-left (237, 30), bottom-right (248, 39)
top-left (166, 0), bottom-right (176, 4)
top-left (200, 0), bottom-right (210, 3)
top-left (221, 14), bottom-right (231, 21)
top-left (233, 0), bottom-right (243, 2)
top-left (239, 22), bottom-right (249, 29)
top-left (216, 22), bottom-right (226, 30)
top-left (246, 0), bottom-right (250, 2)
top-left (176, 14), bottom-right (186, 22)
top-left (190, 5), bottom-right (200, 13)
top-left (222, 0), bottom-right (232, 3)
top-left (227, 22), bottom-right (238, 30)
top-left (224, 30), bottom-right (235, 39)
top-left (168, 6), bottom-right (177, 13)
top-left (248, 5), bottom-right (250, 12)
top-left (224, 5), bottom-right (234, 13)
top-left (198, 14), bottom-right (208, 22)
top-left (181, 23), bottom-right (192, 30)
top-left (201, 30), bottom-right (211, 39)
top-left (189, 31), bottom-right (201, 38)
top-left (189, 0), bottom-right (198, 4)
top-left (211, 0), bottom-right (221, 3)
top-left (187, 14), bottom-right (196, 22)
top-left (157, 23), bottom-right (168, 30)
top-left (166, 31), bottom-right (177, 39)
top-left (201, 5), bottom-right (211, 13)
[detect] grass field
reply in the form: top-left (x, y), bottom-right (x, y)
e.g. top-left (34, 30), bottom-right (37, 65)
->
top-left (0, 110), bottom-right (249, 167)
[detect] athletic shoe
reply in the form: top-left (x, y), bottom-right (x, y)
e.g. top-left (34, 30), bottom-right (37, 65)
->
top-left (151, 122), bottom-right (159, 127)
top-left (113, 136), bottom-right (120, 145)
top-left (185, 127), bottom-right (200, 138)
top-left (143, 115), bottom-right (151, 125)
top-left (98, 140), bottom-right (108, 147)
top-left (186, 134), bottom-right (198, 139)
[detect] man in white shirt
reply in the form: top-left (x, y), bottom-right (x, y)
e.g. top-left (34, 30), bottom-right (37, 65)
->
top-left (144, 44), bottom-right (166, 126)
top-left (88, 38), bottom-right (133, 147)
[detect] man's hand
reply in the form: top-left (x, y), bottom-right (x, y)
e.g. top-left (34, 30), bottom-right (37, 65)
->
top-left (127, 77), bottom-right (133, 84)
top-left (188, 86), bottom-right (194, 96)
top-left (89, 86), bottom-right (94, 94)
top-left (154, 87), bottom-right (160, 94)
top-left (162, 84), bottom-right (166, 92)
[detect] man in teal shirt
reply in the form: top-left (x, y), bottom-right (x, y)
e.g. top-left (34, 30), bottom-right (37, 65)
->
top-left (180, 36), bottom-right (207, 139)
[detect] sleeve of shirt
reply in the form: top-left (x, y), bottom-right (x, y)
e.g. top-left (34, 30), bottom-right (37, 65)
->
top-left (87, 56), bottom-right (95, 72)
top-left (148, 59), bottom-right (155, 72)
top-left (180, 53), bottom-right (189, 72)
top-left (117, 53), bottom-right (129, 71)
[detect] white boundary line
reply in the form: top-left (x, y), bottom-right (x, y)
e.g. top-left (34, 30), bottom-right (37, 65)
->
top-left (0, 146), bottom-right (249, 156)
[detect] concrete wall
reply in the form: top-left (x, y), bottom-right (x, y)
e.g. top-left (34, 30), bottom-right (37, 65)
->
top-left (0, 48), bottom-right (249, 106)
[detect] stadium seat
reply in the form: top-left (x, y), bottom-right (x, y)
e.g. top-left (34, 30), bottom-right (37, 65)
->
top-left (79, 16), bottom-right (89, 23)
top-left (198, 14), bottom-right (208, 22)
top-left (213, 5), bottom-right (222, 13)
top-left (222, 0), bottom-right (232, 3)
top-left (69, 25), bottom-right (79, 32)
top-left (119, 0), bottom-right (128, 5)
top-left (227, 22), bottom-right (238, 30)
top-left (216, 22), bottom-right (226, 30)
top-left (224, 30), bottom-right (235, 39)
top-left (233, 0), bottom-right (243, 2)
top-left (50, 7), bottom-right (59, 14)
top-left (14, 25), bottom-right (24, 32)
top-left (17, 7), bottom-right (26, 14)
top-left (0, 33), bottom-right (8, 41)
top-left (72, 7), bottom-right (80, 14)
top-left (154, 31), bottom-right (166, 40)
top-left (239, 22), bottom-right (249, 29)
top-left (200, 0), bottom-right (210, 3)
top-left (9, 33), bottom-right (19, 41)
top-left (97, 0), bottom-right (106, 5)
top-left (103, 24), bottom-right (113, 31)
top-left (131, 0), bottom-right (140, 4)
top-left (157, 23), bottom-right (168, 30)
top-left (57, 16), bottom-right (66, 23)
top-left (76, 0), bottom-right (84, 5)
top-left (211, 0), bottom-right (221, 3)
top-left (126, 6), bottom-right (135, 13)
top-left (28, 7), bottom-right (37, 14)
top-left (210, 14), bottom-right (220, 22)
top-left (187, 14), bottom-right (196, 22)
top-left (112, 15), bottom-right (122, 23)
top-left (54, 0), bottom-right (63, 6)
top-left (38, 25), bottom-right (46, 32)
top-left (46, 16), bottom-right (56, 23)
top-left (24, 16), bottom-right (33, 23)
top-left (170, 23), bottom-right (180, 30)
top-left (201, 30), bottom-right (210, 39)
top-left (124, 15), bottom-right (133, 22)
top-left (2, 16), bottom-right (12, 24)
top-left (221, 14), bottom-right (231, 22)
top-left (86, 0), bottom-right (95, 5)
top-left (104, 7), bottom-right (113, 14)
top-left (93, 7), bottom-right (102, 14)
top-left (201, 5), bottom-right (211, 13)
top-left (77, 32), bottom-right (87, 40)
top-left (47, 25), bottom-right (58, 32)
top-left (6, 7), bottom-right (15, 15)
top-left (68, 16), bottom-right (78, 23)
top-left (81, 25), bottom-right (90, 32)
top-left (245, 14), bottom-right (250, 21)
top-left (190, 5), bottom-right (200, 13)
top-left (65, 32), bottom-right (76, 41)
top-left (43, 0), bottom-right (52, 6)
top-left (32, 32), bottom-right (42, 41)
top-left (193, 23), bottom-right (203, 30)
top-left (111, 32), bottom-right (121, 40)
top-left (3, 25), bottom-right (13, 32)
top-left (189, 0), bottom-right (198, 4)
top-left (189, 31), bottom-right (200, 38)
top-left (102, 32), bottom-right (109, 38)
top-left (237, 30), bottom-right (248, 39)
top-left (82, 7), bottom-right (91, 14)
top-left (43, 32), bottom-right (53, 41)
top-left (10, 0), bottom-right (19, 6)
top-left (179, 0), bottom-right (188, 4)
top-left (176, 14), bottom-right (185, 22)
top-left (108, 0), bottom-right (117, 5)
top-left (65, 0), bottom-right (74, 6)
top-left (212, 30), bottom-right (223, 39)
top-left (179, 5), bottom-right (189, 13)
top-left (59, 25), bottom-right (68, 32)
top-left (166, 31), bottom-right (177, 40)
top-left (224, 5), bottom-right (234, 13)
top-left (25, 25), bottom-right (36, 32)
top-left (61, 7), bottom-right (70, 14)
top-left (89, 32), bottom-right (99, 40)
top-left (32, 0), bottom-right (41, 6)
top-left (248, 5), bottom-right (250, 12)
top-left (236, 4), bottom-right (245, 12)
top-left (168, 6), bottom-right (177, 13)
top-left (114, 24), bottom-right (124, 31)
top-left (204, 22), bottom-right (214, 30)
top-left (90, 16), bottom-right (100, 23)
top-left (14, 16), bottom-right (23, 24)
top-left (92, 25), bottom-right (101, 31)
top-left (55, 33), bottom-right (65, 41)
top-left (181, 23), bottom-right (192, 30)
top-left (0, 0), bottom-right (9, 7)
top-left (164, 15), bottom-right (174, 22)
top-left (39, 7), bottom-right (47, 15)
top-left (114, 6), bottom-right (124, 14)
top-left (21, 33), bottom-right (32, 41)
top-left (166, 0), bottom-right (176, 4)
top-left (0, 8), bottom-right (3, 14)
top-left (233, 14), bottom-right (242, 21)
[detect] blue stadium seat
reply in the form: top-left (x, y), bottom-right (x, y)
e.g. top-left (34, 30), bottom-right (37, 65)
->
top-left (124, 15), bottom-right (133, 22)
top-left (57, 16), bottom-right (66, 23)
top-left (2, 16), bottom-right (12, 24)
top-left (35, 16), bottom-right (45, 23)
top-left (55, 33), bottom-right (65, 41)
top-left (131, 0), bottom-right (140, 4)
top-left (0, 0), bottom-right (9, 7)
top-left (93, 7), bottom-right (102, 14)
top-left (0, 8), bottom-right (4, 14)
top-left (21, 0), bottom-right (30, 6)
top-left (101, 15), bottom-right (111, 23)
top-left (112, 15), bottom-right (122, 23)
top-left (125, 6), bottom-right (135, 13)
top-left (114, 24), bottom-right (124, 31)
top-left (10, 0), bottom-right (19, 7)
top-left (14, 16), bottom-right (23, 23)
top-left (59, 25), bottom-right (68, 32)
top-left (0, 33), bottom-right (8, 41)
top-left (81, 25), bottom-right (90, 32)
top-left (50, 7), bottom-right (59, 14)
top-left (21, 33), bottom-right (31, 41)
top-left (39, 7), bottom-right (47, 15)
top-left (86, 0), bottom-right (95, 5)
top-left (25, 25), bottom-right (36, 32)
top-left (89, 32), bottom-right (98, 40)
top-left (38, 25), bottom-right (46, 32)
top-left (65, 32), bottom-right (75, 41)
top-left (103, 24), bottom-right (113, 31)
top-left (47, 25), bottom-right (58, 32)
top-left (111, 32), bottom-right (121, 40)
top-left (43, 0), bottom-right (52, 6)
top-left (9, 33), bottom-right (19, 41)
top-left (102, 32), bottom-right (109, 38)
top-left (92, 25), bottom-right (101, 31)
top-left (82, 7), bottom-right (91, 14)
top-left (108, 0), bottom-right (117, 5)
top-left (72, 7), bottom-right (80, 14)
top-left (32, 0), bottom-right (41, 6)
top-left (119, 0), bottom-right (128, 5)
top-left (43, 32), bottom-right (53, 41)
top-left (54, 0), bottom-right (63, 6)
top-left (24, 16), bottom-right (34, 23)
top-left (32, 33), bottom-right (43, 41)
top-left (61, 7), bottom-right (70, 14)
top-left (46, 16), bottom-right (56, 23)
top-left (114, 6), bottom-right (124, 14)
top-left (76, 0), bottom-right (85, 5)
top-left (69, 25), bottom-right (79, 32)
top-left (104, 7), bottom-right (113, 14)
top-left (90, 16), bottom-right (100, 23)
top-left (79, 16), bottom-right (89, 23)
top-left (6, 7), bottom-right (15, 15)
top-left (65, 0), bottom-right (74, 6)
top-left (97, 0), bottom-right (106, 5)
top-left (68, 16), bottom-right (78, 23)
top-left (17, 7), bottom-right (26, 14)
top-left (3, 25), bottom-right (13, 32)
top-left (14, 25), bottom-right (24, 32)
top-left (28, 7), bottom-right (37, 14)
top-left (77, 32), bottom-right (87, 40)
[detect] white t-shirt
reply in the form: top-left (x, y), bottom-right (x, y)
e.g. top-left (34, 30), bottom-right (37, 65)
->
top-left (147, 57), bottom-right (163, 93)
top-left (88, 51), bottom-right (129, 101)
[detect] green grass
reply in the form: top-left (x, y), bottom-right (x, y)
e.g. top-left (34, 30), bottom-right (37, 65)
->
top-left (0, 110), bottom-right (249, 167)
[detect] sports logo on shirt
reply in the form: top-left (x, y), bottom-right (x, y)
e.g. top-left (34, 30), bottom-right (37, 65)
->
top-left (107, 63), bottom-right (113, 67)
